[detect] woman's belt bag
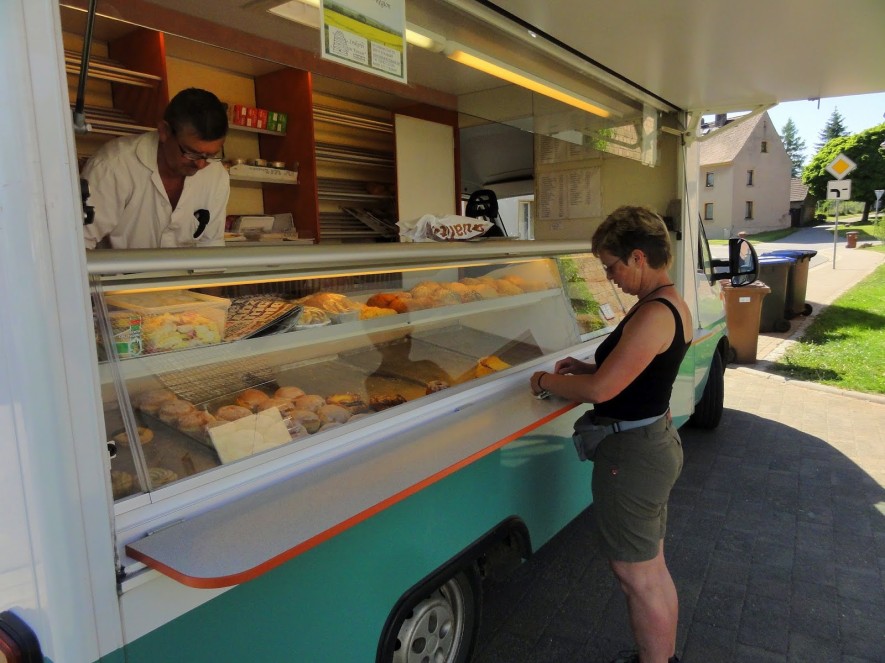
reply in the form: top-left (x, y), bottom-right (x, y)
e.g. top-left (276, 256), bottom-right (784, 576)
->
top-left (572, 411), bottom-right (666, 461)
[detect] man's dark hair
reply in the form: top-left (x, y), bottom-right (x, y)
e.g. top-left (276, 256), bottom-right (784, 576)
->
top-left (164, 88), bottom-right (228, 140)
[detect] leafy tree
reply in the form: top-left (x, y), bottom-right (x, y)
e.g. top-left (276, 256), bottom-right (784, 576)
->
top-left (815, 107), bottom-right (849, 151)
top-left (780, 118), bottom-right (806, 177)
top-left (802, 123), bottom-right (885, 221)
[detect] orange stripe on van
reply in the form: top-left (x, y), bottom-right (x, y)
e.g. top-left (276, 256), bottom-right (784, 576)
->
top-left (126, 401), bottom-right (580, 589)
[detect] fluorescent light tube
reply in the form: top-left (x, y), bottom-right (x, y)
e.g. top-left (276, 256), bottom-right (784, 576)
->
top-left (445, 41), bottom-right (615, 118)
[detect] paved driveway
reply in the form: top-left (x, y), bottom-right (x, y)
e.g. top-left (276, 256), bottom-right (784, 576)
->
top-left (472, 369), bottom-right (885, 662)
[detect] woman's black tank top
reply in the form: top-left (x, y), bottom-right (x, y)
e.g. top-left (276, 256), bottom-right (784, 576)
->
top-left (593, 298), bottom-right (690, 420)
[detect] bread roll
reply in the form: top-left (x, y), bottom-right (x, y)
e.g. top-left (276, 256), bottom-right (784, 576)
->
top-left (289, 408), bottom-right (321, 433)
top-left (236, 388), bottom-right (270, 411)
top-left (258, 397), bottom-right (298, 418)
top-left (294, 394), bottom-right (326, 412)
top-left (216, 404), bottom-right (253, 422)
top-left (158, 399), bottom-right (196, 425)
top-left (317, 403), bottom-right (351, 424)
top-left (135, 389), bottom-right (176, 415)
top-left (178, 411), bottom-right (216, 435)
top-left (274, 385), bottom-right (306, 401)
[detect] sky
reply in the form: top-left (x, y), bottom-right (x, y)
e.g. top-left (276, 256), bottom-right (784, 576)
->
top-left (766, 92), bottom-right (885, 162)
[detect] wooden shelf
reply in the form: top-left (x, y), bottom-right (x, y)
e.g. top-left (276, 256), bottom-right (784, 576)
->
top-left (229, 124), bottom-right (286, 137)
top-left (65, 50), bottom-right (161, 88)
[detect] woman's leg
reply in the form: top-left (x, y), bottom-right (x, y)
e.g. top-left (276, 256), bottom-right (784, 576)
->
top-left (609, 540), bottom-right (678, 663)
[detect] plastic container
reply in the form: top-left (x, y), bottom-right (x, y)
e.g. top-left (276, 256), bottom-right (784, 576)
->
top-left (721, 280), bottom-right (770, 363)
top-left (756, 255), bottom-right (792, 333)
top-left (105, 290), bottom-right (231, 354)
top-left (763, 249), bottom-right (817, 317)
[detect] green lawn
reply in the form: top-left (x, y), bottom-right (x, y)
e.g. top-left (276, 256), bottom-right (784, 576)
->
top-left (709, 228), bottom-right (798, 245)
top-left (769, 263), bottom-right (885, 394)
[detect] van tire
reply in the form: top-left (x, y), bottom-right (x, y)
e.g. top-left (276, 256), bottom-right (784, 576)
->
top-left (689, 350), bottom-right (724, 429)
top-left (385, 567), bottom-right (481, 663)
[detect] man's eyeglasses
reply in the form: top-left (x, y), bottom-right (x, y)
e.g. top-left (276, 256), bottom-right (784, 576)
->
top-left (172, 131), bottom-right (222, 162)
top-left (601, 258), bottom-right (624, 274)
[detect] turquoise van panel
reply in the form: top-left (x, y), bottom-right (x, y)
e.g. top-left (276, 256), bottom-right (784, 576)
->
top-left (122, 411), bottom-right (592, 662)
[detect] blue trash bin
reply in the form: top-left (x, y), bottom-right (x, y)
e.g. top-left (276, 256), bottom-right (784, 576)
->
top-left (756, 256), bottom-right (792, 333)
top-left (762, 249), bottom-right (818, 317)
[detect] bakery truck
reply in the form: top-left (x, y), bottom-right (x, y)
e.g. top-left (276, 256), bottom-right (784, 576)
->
top-left (1, 0), bottom-right (783, 661)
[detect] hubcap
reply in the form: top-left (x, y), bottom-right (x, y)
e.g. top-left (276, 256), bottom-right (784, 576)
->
top-left (393, 578), bottom-right (466, 663)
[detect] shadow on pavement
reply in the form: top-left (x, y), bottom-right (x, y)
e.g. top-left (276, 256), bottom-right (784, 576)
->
top-left (472, 407), bottom-right (885, 663)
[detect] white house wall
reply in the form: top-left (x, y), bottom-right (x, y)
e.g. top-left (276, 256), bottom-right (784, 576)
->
top-left (729, 117), bottom-right (792, 234)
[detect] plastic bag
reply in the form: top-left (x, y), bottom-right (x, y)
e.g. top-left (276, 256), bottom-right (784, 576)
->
top-left (398, 214), bottom-right (493, 242)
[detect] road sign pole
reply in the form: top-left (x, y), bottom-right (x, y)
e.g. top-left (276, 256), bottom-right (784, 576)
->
top-left (832, 200), bottom-right (840, 269)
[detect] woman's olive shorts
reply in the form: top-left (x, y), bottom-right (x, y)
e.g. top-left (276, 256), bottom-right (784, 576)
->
top-left (591, 416), bottom-right (683, 563)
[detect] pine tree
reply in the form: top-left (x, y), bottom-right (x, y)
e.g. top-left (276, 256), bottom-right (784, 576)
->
top-left (815, 107), bottom-right (849, 150)
top-left (780, 118), bottom-right (806, 177)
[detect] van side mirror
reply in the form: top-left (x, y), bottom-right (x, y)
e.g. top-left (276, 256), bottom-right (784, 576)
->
top-left (710, 237), bottom-right (758, 286)
top-left (728, 237), bottom-right (758, 286)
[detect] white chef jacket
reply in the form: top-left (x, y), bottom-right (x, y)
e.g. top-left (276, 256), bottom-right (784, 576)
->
top-left (82, 131), bottom-right (229, 249)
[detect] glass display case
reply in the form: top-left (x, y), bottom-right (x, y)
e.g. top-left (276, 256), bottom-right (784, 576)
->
top-left (89, 242), bottom-right (632, 503)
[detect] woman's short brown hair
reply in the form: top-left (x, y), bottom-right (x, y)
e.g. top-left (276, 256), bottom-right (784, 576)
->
top-left (591, 205), bottom-right (672, 269)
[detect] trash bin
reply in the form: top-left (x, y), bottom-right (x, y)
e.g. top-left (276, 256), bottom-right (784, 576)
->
top-left (756, 256), bottom-right (792, 333)
top-left (763, 249), bottom-right (818, 317)
top-left (720, 280), bottom-right (770, 363)
top-left (846, 231), bottom-right (858, 248)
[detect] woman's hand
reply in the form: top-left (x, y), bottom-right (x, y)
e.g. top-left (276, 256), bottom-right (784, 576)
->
top-left (554, 356), bottom-right (595, 375)
top-left (530, 371), bottom-right (549, 396)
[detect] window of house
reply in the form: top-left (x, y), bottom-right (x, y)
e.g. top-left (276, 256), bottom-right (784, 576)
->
top-left (747, 170), bottom-right (754, 186)
top-left (761, 141), bottom-right (768, 153)
top-left (704, 203), bottom-right (714, 220)
top-left (745, 201), bottom-right (754, 219)
top-left (705, 172), bottom-right (714, 187)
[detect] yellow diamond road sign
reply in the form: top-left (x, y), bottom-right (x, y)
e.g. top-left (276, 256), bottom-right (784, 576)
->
top-left (826, 153), bottom-right (857, 180)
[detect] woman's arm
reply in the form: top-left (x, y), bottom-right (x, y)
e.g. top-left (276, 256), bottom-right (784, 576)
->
top-left (531, 300), bottom-right (676, 403)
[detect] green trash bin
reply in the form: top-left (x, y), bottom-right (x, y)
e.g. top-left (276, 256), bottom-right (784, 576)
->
top-left (756, 256), bottom-right (792, 333)
top-left (764, 249), bottom-right (818, 317)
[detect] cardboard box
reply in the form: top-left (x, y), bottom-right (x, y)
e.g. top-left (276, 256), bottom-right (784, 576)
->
top-left (104, 290), bottom-right (231, 354)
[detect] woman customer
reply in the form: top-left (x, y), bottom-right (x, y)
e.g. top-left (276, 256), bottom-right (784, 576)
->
top-left (530, 205), bottom-right (689, 663)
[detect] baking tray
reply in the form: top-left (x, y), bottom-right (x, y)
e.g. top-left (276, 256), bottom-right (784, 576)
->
top-left (412, 326), bottom-right (543, 366)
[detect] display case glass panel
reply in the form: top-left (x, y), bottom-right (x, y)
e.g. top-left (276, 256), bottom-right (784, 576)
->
top-left (92, 252), bottom-right (627, 501)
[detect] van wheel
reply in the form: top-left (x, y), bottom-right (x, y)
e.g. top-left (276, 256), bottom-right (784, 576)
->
top-left (388, 569), bottom-right (481, 663)
top-left (689, 351), bottom-right (724, 429)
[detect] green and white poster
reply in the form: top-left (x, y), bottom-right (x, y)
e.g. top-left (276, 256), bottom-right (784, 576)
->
top-left (320, 0), bottom-right (406, 83)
